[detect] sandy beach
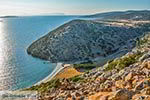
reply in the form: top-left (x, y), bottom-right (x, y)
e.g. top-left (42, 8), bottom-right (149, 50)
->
top-left (35, 63), bottom-right (82, 86)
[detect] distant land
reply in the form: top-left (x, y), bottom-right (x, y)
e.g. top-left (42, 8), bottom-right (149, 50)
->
top-left (47, 13), bottom-right (65, 15)
top-left (82, 10), bottom-right (150, 20)
top-left (0, 16), bottom-right (19, 18)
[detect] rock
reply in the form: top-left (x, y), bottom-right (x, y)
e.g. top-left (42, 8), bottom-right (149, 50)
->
top-left (66, 93), bottom-right (72, 98)
top-left (143, 79), bottom-right (150, 88)
top-left (115, 80), bottom-right (126, 88)
top-left (134, 79), bottom-right (150, 91)
top-left (72, 95), bottom-right (76, 100)
top-left (133, 95), bottom-right (150, 100)
top-left (104, 80), bottom-right (113, 89)
top-left (139, 52), bottom-right (150, 62)
top-left (141, 60), bottom-right (150, 69)
top-left (75, 91), bottom-right (82, 97)
top-left (108, 89), bottom-right (133, 100)
top-left (125, 72), bottom-right (135, 82)
top-left (96, 76), bottom-right (107, 83)
top-left (142, 68), bottom-right (150, 77)
top-left (94, 71), bottom-right (103, 78)
top-left (111, 73), bottom-right (122, 81)
top-left (141, 87), bottom-right (150, 95)
top-left (78, 96), bottom-right (85, 100)
top-left (125, 81), bottom-right (133, 89)
top-left (57, 97), bottom-right (65, 100)
top-left (100, 95), bottom-right (109, 100)
top-left (111, 86), bottom-right (120, 92)
top-left (83, 90), bottom-right (89, 95)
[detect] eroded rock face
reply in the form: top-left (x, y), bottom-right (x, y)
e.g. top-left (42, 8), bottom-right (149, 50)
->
top-left (27, 19), bottom-right (145, 62)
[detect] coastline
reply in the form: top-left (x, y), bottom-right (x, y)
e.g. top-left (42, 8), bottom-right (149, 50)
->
top-left (34, 50), bottom-right (128, 86)
top-left (34, 63), bottom-right (82, 86)
top-left (35, 63), bottom-right (64, 85)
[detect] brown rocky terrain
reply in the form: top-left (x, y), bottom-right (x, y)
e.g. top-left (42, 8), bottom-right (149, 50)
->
top-left (26, 33), bottom-right (150, 100)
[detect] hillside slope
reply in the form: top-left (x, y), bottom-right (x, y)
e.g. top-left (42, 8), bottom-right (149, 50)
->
top-left (27, 19), bottom-right (149, 63)
top-left (27, 33), bottom-right (150, 100)
top-left (83, 10), bottom-right (150, 21)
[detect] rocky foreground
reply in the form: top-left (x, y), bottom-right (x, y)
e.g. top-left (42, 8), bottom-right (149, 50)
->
top-left (26, 33), bottom-right (150, 100)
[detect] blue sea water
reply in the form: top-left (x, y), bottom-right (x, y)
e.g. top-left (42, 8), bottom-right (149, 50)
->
top-left (0, 16), bottom-right (76, 90)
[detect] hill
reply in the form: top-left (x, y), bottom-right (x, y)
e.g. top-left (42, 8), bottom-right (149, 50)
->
top-left (83, 10), bottom-right (150, 21)
top-left (27, 19), bottom-right (150, 63)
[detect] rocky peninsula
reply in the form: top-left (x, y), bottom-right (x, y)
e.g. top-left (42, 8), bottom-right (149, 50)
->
top-left (27, 18), bottom-right (148, 63)
top-left (26, 10), bottom-right (150, 100)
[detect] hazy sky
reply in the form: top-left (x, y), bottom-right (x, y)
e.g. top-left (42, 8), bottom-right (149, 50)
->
top-left (0, 0), bottom-right (150, 16)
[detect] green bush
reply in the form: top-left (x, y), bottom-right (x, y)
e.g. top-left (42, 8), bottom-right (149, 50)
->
top-left (69, 75), bottom-right (84, 82)
top-left (74, 62), bottom-right (97, 70)
top-left (25, 79), bottom-right (61, 92)
top-left (104, 52), bottom-right (143, 71)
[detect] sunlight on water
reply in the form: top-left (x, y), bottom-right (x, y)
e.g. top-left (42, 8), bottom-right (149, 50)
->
top-left (0, 20), bottom-right (15, 90)
top-left (0, 16), bottom-right (75, 90)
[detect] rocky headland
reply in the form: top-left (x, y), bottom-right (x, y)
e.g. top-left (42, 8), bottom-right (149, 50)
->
top-left (26, 33), bottom-right (150, 100)
top-left (26, 10), bottom-right (150, 100)
top-left (27, 17), bottom-right (150, 63)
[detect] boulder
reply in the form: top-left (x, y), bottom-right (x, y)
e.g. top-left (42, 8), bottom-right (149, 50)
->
top-left (139, 52), bottom-right (150, 62)
top-left (125, 72), bottom-right (135, 82)
top-left (108, 89), bottom-right (133, 100)
top-left (141, 87), bottom-right (150, 95)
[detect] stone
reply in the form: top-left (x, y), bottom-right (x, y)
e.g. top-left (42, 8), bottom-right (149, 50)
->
top-left (75, 92), bottom-right (81, 97)
top-left (134, 79), bottom-right (150, 91)
top-left (125, 81), bottom-right (133, 89)
top-left (139, 52), bottom-right (150, 62)
top-left (79, 96), bottom-right (85, 100)
top-left (142, 60), bottom-right (150, 69)
top-left (108, 89), bottom-right (133, 100)
top-left (125, 72), bottom-right (135, 82)
top-left (115, 80), bottom-right (125, 88)
top-left (72, 95), bottom-right (76, 100)
top-left (66, 93), bottom-right (72, 98)
top-left (100, 95), bottom-right (109, 100)
top-left (141, 87), bottom-right (150, 95)
top-left (111, 74), bottom-right (122, 81)
top-left (142, 68), bottom-right (150, 77)
top-left (111, 86), bottom-right (120, 92)
top-left (134, 81), bottom-right (144, 91)
top-left (143, 79), bottom-right (150, 88)
top-left (133, 95), bottom-right (150, 100)
top-left (104, 80), bottom-right (113, 89)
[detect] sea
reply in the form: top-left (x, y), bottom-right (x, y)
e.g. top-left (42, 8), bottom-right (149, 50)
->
top-left (0, 16), bottom-right (77, 90)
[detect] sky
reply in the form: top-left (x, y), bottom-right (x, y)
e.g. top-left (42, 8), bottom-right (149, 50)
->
top-left (0, 0), bottom-right (150, 16)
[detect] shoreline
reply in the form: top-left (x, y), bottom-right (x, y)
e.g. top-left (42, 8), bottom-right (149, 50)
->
top-left (34, 49), bottom-right (128, 86)
top-left (34, 63), bottom-right (64, 85)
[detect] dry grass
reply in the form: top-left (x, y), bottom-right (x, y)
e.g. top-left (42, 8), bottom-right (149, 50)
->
top-left (88, 92), bottom-right (112, 100)
top-left (54, 67), bottom-right (83, 79)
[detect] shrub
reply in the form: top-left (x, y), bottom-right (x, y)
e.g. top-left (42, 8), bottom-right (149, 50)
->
top-left (74, 62), bottom-right (97, 70)
top-left (69, 75), bottom-right (84, 82)
top-left (25, 79), bottom-right (61, 92)
top-left (104, 52), bottom-right (143, 71)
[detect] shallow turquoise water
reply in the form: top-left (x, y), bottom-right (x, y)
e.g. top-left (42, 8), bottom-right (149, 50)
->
top-left (0, 16), bottom-right (76, 90)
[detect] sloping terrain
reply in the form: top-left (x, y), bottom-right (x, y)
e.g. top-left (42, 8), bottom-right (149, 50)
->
top-left (27, 19), bottom-right (149, 63)
top-left (83, 10), bottom-right (150, 21)
top-left (27, 33), bottom-right (150, 100)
